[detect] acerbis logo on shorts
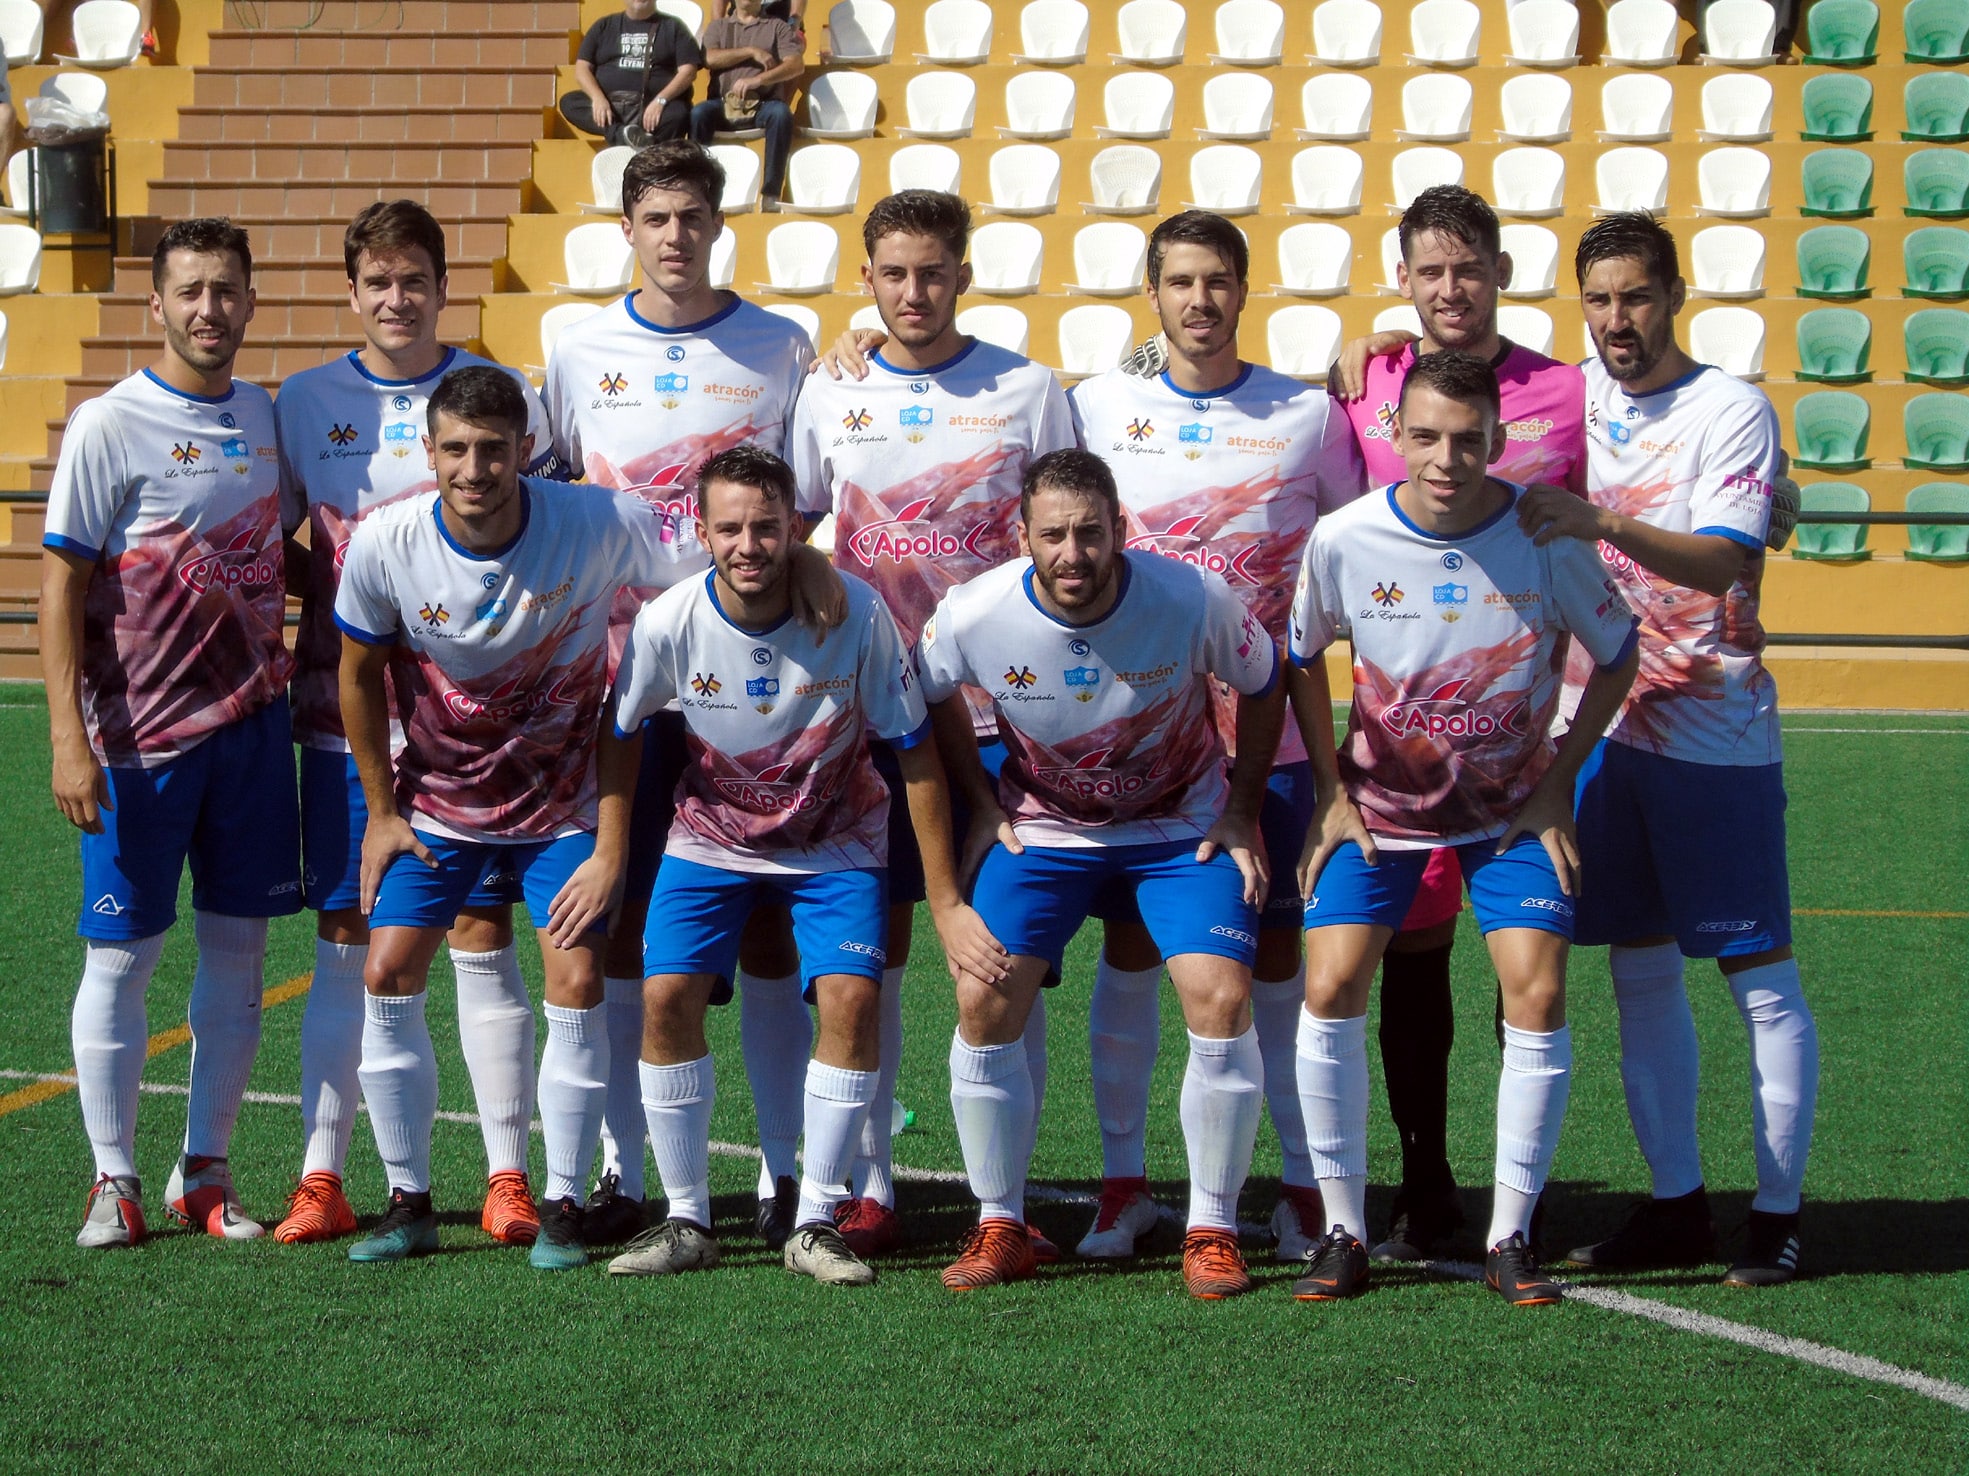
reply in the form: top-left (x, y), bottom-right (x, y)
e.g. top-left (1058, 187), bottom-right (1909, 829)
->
top-left (91, 894), bottom-right (128, 917)
top-left (267, 879), bottom-right (301, 897)
top-left (1520, 897), bottom-right (1573, 915)
top-left (839, 940), bottom-right (887, 964)
top-left (1209, 925), bottom-right (1256, 947)
top-left (1694, 919), bottom-right (1757, 934)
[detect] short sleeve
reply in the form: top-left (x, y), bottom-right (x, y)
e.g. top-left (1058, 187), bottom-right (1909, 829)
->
top-left (1545, 537), bottom-right (1639, 672)
top-left (516, 374), bottom-right (567, 481)
top-left (43, 399), bottom-right (124, 560)
top-left (772, 19), bottom-right (803, 58)
top-left (1065, 380), bottom-right (1094, 449)
top-left (577, 15), bottom-right (609, 64)
top-left (861, 597), bottom-right (931, 746)
top-left (331, 520), bottom-right (401, 646)
top-left (913, 593), bottom-right (970, 704)
top-left (613, 595), bottom-right (681, 736)
top-left (542, 346), bottom-right (580, 478)
top-left (668, 17), bottom-right (706, 68)
top-left (1032, 370), bottom-right (1078, 456)
top-left (273, 392), bottom-right (308, 531)
top-left (1200, 570), bottom-right (1279, 697)
top-left (788, 384), bottom-right (830, 519)
top-left (611, 490), bottom-right (695, 592)
top-left (1315, 400), bottom-right (1368, 518)
top-left (1288, 529), bottom-right (1342, 665)
top-left (1689, 388), bottom-right (1783, 550)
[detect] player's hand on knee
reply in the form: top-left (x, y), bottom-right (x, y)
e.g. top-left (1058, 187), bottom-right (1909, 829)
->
top-left (1299, 791), bottom-right (1375, 900)
top-left (932, 900), bottom-right (1010, 985)
top-left (810, 327), bottom-right (884, 381)
top-left (51, 744), bottom-right (110, 834)
top-left (1197, 810), bottom-right (1269, 908)
top-left (1497, 783), bottom-right (1581, 896)
top-left (546, 856), bottom-right (621, 950)
top-left (787, 543), bottom-right (848, 640)
top-left (358, 813), bottom-right (437, 915)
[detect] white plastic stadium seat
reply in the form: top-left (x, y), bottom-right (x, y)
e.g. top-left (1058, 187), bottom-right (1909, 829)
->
top-left (1689, 224), bottom-right (1767, 297)
top-left (899, 72), bottom-right (977, 138)
top-left (1000, 72), bottom-right (1076, 140)
top-left (1406, 0), bottom-right (1481, 66)
top-left (1056, 303), bottom-right (1135, 375)
top-left (42, 72), bottom-right (109, 116)
top-left (763, 302), bottom-right (823, 351)
top-left (1374, 303), bottom-right (1424, 336)
top-left (1111, 0), bottom-right (1187, 64)
top-left (970, 221), bottom-right (1045, 293)
top-left (1695, 146), bottom-right (1773, 217)
top-left (1068, 221), bottom-right (1148, 295)
top-left (708, 145), bottom-right (762, 213)
top-left (849, 304), bottom-right (884, 333)
top-left (1311, 0), bottom-right (1382, 65)
top-left (956, 304), bottom-right (1031, 355)
top-left (824, 0), bottom-right (896, 63)
top-left (655, 0), bottom-right (702, 34)
top-left (56, 0), bottom-right (141, 66)
top-left (1267, 303), bottom-right (1345, 378)
top-left (985, 144), bottom-right (1062, 215)
top-left (888, 143), bottom-right (962, 194)
top-left (1497, 305), bottom-right (1556, 358)
top-left (1211, 0), bottom-right (1286, 65)
top-left (1273, 221), bottom-right (1353, 295)
top-left (1084, 145), bottom-right (1163, 214)
top-left (0, 308), bottom-right (8, 369)
top-left (1186, 145), bottom-right (1265, 214)
top-left (1688, 305), bottom-right (1767, 378)
top-left (1390, 146), bottom-right (1464, 208)
top-left (1287, 145), bottom-right (1366, 214)
top-left (709, 226), bottom-right (737, 289)
top-left (760, 222), bottom-right (838, 293)
top-left (530, 300), bottom-right (604, 373)
top-left (1492, 147), bottom-right (1566, 217)
top-left (803, 73), bottom-right (878, 138)
top-left (1603, 0), bottom-right (1679, 66)
top-left (552, 222), bottom-right (633, 295)
top-left (1378, 226), bottom-right (1403, 290)
top-left (0, 151), bottom-right (32, 216)
top-left (1698, 73), bottom-right (1775, 141)
top-left (1015, 0), bottom-right (1089, 64)
top-left (1398, 75), bottom-right (1474, 142)
top-left (1499, 74), bottom-right (1573, 141)
top-left (0, 0), bottom-right (44, 65)
top-left (581, 146), bottom-right (635, 215)
top-left (1700, 0), bottom-right (1779, 64)
top-left (780, 144), bottom-right (862, 215)
top-left (1498, 223), bottom-right (1560, 297)
top-left (1594, 146), bottom-right (1670, 214)
top-left (1598, 73), bottom-right (1674, 141)
top-left (1505, 0), bottom-right (1580, 66)
top-left (1200, 73), bottom-right (1275, 139)
top-left (917, 0), bottom-right (993, 63)
top-left (1298, 73), bottom-right (1373, 139)
top-left (1098, 71), bottom-right (1176, 138)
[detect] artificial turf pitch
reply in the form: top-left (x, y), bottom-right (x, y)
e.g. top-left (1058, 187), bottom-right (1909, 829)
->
top-left (0, 686), bottom-right (1962, 1471)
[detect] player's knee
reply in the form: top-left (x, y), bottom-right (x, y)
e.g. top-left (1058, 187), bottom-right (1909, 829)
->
top-left (447, 907), bottom-right (512, 953)
top-left (1502, 975), bottom-right (1565, 1031)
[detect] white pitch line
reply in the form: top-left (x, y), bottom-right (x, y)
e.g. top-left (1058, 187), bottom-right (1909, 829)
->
top-left (1784, 728), bottom-right (1969, 736)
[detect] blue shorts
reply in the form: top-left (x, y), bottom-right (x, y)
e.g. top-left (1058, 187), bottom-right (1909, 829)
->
top-left (79, 701), bottom-right (302, 940)
top-left (368, 828), bottom-right (603, 934)
top-left (971, 839), bottom-right (1260, 975)
top-left (622, 712), bottom-right (691, 916)
top-left (1572, 739), bottom-right (1792, 957)
top-left (1304, 833), bottom-right (1576, 938)
top-left (874, 733), bottom-right (1004, 904)
top-left (300, 746), bottom-right (520, 915)
top-left (641, 855), bottom-right (888, 1001)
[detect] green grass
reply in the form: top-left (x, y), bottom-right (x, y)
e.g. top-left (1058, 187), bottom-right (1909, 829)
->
top-left (1, 685), bottom-right (1964, 1471)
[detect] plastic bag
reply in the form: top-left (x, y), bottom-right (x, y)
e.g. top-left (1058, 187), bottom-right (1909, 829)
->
top-left (24, 96), bottom-right (111, 147)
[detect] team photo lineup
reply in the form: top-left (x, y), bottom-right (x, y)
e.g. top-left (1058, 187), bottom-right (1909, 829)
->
top-left (41, 136), bottom-right (1829, 1306)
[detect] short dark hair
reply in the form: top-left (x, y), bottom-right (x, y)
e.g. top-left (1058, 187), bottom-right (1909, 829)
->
top-left (343, 199), bottom-right (448, 285)
top-left (1397, 348), bottom-right (1501, 420)
top-left (1398, 185), bottom-right (1501, 263)
top-left (1147, 209), bottom-right (1248, 289)
top-left (151, 217), bottom-right (253, 290)
top-left (1020, 447), bottom-right (1122, 524)
top-left (698, 444), bottom-right (797, 515)
top-left (621, 140), bottom-right (726, 217)
top-left (1575, 212), bottom-right (1680, 290)
top-left (427, 364), bottom-right (528, 441)
top-left (861, 189), bottom-right (971, 263)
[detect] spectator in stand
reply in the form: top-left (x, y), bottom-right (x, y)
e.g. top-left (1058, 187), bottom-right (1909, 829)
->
top-left (714, 0), bottom-right (805, 34)
top-left (562, 0), bottom-right (704, 148)
top-left (691, 0), bottom-right (805, 210)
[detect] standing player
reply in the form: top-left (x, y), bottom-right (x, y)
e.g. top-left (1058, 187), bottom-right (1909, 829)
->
top-left (607, 447), bottom-right (1000, 1283)
top-left (543, 140), bottom-right (820, 1244)
top-left (1287, 351), bottom-right (1638, 1307)
top-left (1519, 215), bottom-right (1819, 1287)
top-left (788, 188), bottom-right (1074, 1257)
top-left (333, 367), bottom-right (680, 1270)
top-left (44, 218), bottom-right (300, 1247)
top-left (919, 448), bottom-right (1285, 1299)
top-left (272, 200), bottom-right (563, 1248)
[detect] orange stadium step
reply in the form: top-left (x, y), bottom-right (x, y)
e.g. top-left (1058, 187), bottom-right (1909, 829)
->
top-left (107, 256), bottom-right (502, 300)
top-left (176, 104), bottom-right (553, 145)
top-left (205, 28), bottom-right (574, 70)
top-left (189, 65), bottom-right (559, 110)
top-left (159, 140), bottom-right (537, 184)
top-left (250, 0), bottom-right (582, 27)
top-left (146, 177), bottom-right (527, 220)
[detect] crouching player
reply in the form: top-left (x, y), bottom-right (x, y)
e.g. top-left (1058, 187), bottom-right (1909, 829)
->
top-left (1286, 352), bottom-right (1639, 1307)
top-left (606, 446), bottom-right (1001, 1286)
top-left (334, 366), bottom-right (688, 1270)
top-left (918, 448), bottom-right (1285, 1300)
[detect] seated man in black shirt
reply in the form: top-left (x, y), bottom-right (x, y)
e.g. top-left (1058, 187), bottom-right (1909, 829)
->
top-left (563, 0), bottom-right (705, 148)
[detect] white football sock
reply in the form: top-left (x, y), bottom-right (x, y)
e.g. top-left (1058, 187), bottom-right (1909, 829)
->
top-left (450, 945), bottom-right (536, 1178)
top-left (849, 967), bottom-right (903, 1205)
top-left (182, 912), bottom-right (266, 1160)
top-left (1488, 1023), bottom-right (1573, 1248)
top-left (948, 1031), bottom-right (1032, 1224)
top-left (598, 975), bottom-right (648, 1199)
top-left (741, 969), bottom-right (814, 1197)
top-left (1726, 959), bottom-right (1818, 1215)
top-left (1296, 1008), bottom-right (1369, 1242)
top-left (539, 1002), bottom-right (610, 1206)
top-left (1610, 943), bottom-right (1703, 1200)
top-left (360, 990), bottom-right (438, 1194)
top-left (797, 1060), bottom-right (878, 1227)
top-left (1251, 969), bottom-right (1314, 1187)
top-left (71, 934), bottom-right (164, 1179)
top-left (642, 1055), bottom-right (716, 1229)
top-left (299, 939), bottom-right (367, 1178)
top-left (1088, 958), bottom-right (1161, 1180)
top-left (1180, 1028), bottom-right (1263, 1232)
top-left (1021, 991), bottom-right (1049, 1167)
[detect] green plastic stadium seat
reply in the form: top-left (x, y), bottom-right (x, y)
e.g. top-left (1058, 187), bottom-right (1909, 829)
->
top-left (1800, 150), bottom-right (1874, 218)
top-left (1902, 72), bottom-right (1969, 143)
top-left (1790, 482), bottom-right (1872, 561)
top-left (1904, 308), bottom-right (1969, 385)
top-left (1796, 225), bottom-right (1872, 298)
top-left (1795, 308), bottom-right (1874, 381)
top-left (1903, 0), bottom-right (1969, 61)
top-left (1903, 392), bottom-right (1969, 470)
top-left (1801, 74), bottom-right (1874, 141)
top-left (1905, 150), bottom-right (1969, 219)
top-left (1904, 227), bottom-right (1969, 299)
top-left (1791, 391), bottom-right (1872, 469)
top-left (1802, 0), bottom-right (1879, 63)
top-left (1905, 482), bottom-right (1969, 561)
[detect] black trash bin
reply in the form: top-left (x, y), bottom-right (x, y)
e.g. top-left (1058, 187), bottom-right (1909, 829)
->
top-left (32, 139), bottom-right (109, 234)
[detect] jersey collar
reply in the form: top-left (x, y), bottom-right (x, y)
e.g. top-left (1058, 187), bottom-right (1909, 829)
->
top-left (623, 291), bottom-right (742, 336)
top-left (433, 481), bottom-right (532, 561)
top-left (872, 339), bottom-right (978, 377)
top-left (141, 366), bottom-right (237, 405)
top-left (1157, 362), bottom-right (1252, 401)
top-left (345, 345), bottom-right (459, 387)
top-left (1019, 552), bottom-right (1135, 630)
top-left (703, 568), bottom-right (793, 636)
top-left (1383, 479), bottom-right (1524, 542)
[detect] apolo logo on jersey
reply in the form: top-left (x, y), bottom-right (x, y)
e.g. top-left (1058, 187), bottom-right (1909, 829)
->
top-left (1033, 745), bottom-right (1167, 800)
top-left (1126, 517), bottom-right (1262, 585)
top-left (626, 462), bottom-right (699, 529)
top-left (177, 525), bottom-right (279, 595)
top-left (847, 495), bottom-right (993, 568)
top-left (1380, 678), bottom-right (1531, 741)
top-left (443, 671), bottom-right (581, 724)
top-left (712, 760), bottom-right (824, 815)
